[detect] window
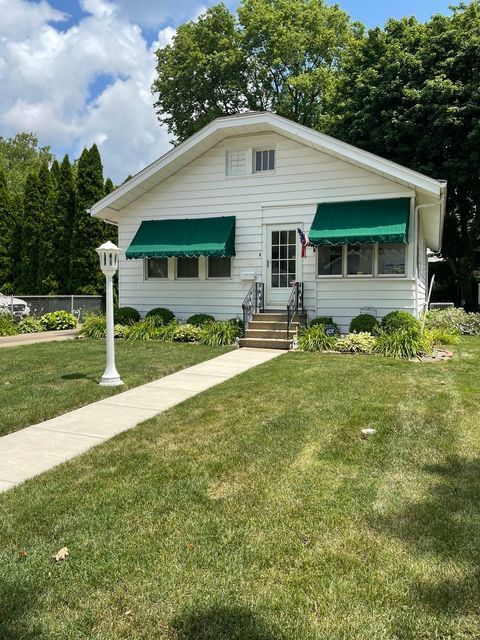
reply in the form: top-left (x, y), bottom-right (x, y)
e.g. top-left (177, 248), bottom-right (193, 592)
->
top-left (226, 150), bottom-right (246, 177)
top-left (317, 246), bottom-right (343, 276)
top-left (347, 244), bottom-right (373, 276)
top-left (208, 257), bottom-right (231, 278)
top-left (378, 243), bottom-right (406, 275)
top-left (146, 257), bottom-right (168, 279)
top-left (271, 229), bottom-right (296, 287)
top-left (254, 149), bottom-right (275, 172)
top-left (177, 257), bottom-right (198, 278)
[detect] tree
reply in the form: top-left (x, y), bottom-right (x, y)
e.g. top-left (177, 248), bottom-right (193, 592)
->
top-left (104, 177), bottom-right (115, 194)
top-left (37, 162), bottom-right (58, 293)
top-left (0, 133), bottom-right (53, 198)
top-left (17, 172), bottom-right (42, 293)
top-left (70, 145), bottom-right (110, 294)
top-left (0, 169), bottom-right (13, 290)
top-left (332, 2), bottom-right (480, 308)
top-left (54, 155), bottom-right (76, 293)
top-left (152, 0), bottom-right (359, 141)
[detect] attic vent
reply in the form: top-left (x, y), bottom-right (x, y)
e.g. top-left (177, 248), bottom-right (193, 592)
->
top-left (226, 150), bottom-right (247, 177)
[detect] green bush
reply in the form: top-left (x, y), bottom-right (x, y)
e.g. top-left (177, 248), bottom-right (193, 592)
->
top-left (298, 324), bottom-right (337, 352)
top-left (349, 313), bottom-right (378, 334)
top-left (0, 315), bottom-right (18, 336)
top-left (381, 310), bottom-right (420, 333)
top-left (80, 314), bottom-right (106, 339)
top-left (155, 322), bottom-right (179, 342)
top-left (173, 323), bottom-right (201, 342)
top-left (423, 307), bottom-right (480, 335)
top-left (335, 332), bottom-right (376, 353)
top-left (18, 316), bottom-right (44, 334)
top-left (146, 307), bottom-right (175, 324)
top-left (200, 320), bottom-right (240, 346)
top-left (114, 306), bottom-right (140, 325)
top-left (424, 327), bottom-right (461, 346)
top-left (228, 318), bottom-right (245, 338)
top-left (374, 328), bottom-right (432, 359)
top-left (309, 316), bottom-right (340, 334)
top-left (40, 311), bottom-right (77, 331)
top-left (187, 313), bottom-right (215, 327)
top-left (125, 318), bottom-right (162, 341)
top-left (114, 324), bottom-right (129, 339)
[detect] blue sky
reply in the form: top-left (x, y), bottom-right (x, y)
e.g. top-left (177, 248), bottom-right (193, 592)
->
top-left (1, 0), bottom-right (456, 182)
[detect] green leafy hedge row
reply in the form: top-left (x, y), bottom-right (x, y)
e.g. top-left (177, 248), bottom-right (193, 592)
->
top-left (0, 311), bottom-right (77, 336)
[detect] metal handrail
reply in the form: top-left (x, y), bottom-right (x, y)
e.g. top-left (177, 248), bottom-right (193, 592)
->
top-left (287, 282), bottom-right (304, 338)
top-left (242, 282), bottom-right (264, 329)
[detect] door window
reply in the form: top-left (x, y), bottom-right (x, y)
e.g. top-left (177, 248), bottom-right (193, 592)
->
top-left (271, 229), bottom-right (296, 288)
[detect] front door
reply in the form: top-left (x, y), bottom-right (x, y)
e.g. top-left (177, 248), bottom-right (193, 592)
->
top-left (265, 226), bottom-right (300, 308)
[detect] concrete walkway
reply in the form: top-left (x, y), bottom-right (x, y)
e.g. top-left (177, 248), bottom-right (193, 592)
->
top-left (0, 329), bottom-right (78, 348)
top-left (0, 348), bottom-right (284, 492)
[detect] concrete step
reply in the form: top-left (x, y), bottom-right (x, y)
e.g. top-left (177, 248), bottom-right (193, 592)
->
top-left (238, 337), bottom-right (292, 350)
top-left (248, 320), bottom-right (301, 331)
top-left (251, 312), bottom-right (305, 323)
top-left (245, 329), bottom-right (290, 339)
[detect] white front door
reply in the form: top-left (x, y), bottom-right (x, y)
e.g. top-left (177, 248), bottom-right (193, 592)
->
top-left (265, 226), bottom-right (301, 308)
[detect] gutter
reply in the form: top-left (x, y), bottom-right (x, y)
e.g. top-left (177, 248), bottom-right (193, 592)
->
top-left (86, 208), bottom-right (118, 227)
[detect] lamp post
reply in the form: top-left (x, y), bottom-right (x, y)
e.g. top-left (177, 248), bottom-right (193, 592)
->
top-left (96, 241), bottom-right (123, 387)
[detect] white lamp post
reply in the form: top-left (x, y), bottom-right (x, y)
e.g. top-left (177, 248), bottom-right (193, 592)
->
top-left (96, 241), bottom-right (123, 387)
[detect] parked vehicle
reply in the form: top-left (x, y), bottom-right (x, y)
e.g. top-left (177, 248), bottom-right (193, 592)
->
top-left (0, 294), bottom-right (30, 320)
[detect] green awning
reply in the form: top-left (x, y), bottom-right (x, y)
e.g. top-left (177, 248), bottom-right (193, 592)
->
top-left (126, 216), bottom-right (236, 259)
top-left (309, 198), bottom-right (410, 245)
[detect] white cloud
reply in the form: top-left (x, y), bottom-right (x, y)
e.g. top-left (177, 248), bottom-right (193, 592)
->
top-left (111, 0), bottom-right (214, 27)
top-left (0, 0), bottom-right (173, 183)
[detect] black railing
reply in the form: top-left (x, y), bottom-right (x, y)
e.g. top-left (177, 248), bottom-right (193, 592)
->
top-left (287, 282), bottom-right (304, 338)
top-left (242, 282), bottom-right (264, 329)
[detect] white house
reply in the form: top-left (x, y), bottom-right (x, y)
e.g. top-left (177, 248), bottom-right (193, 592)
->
top-left (90, 111), bottom-right (447, 341)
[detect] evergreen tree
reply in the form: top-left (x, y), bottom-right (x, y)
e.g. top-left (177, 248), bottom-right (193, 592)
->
top-left (54, 155), bottom-right (76, 293)
top-left (0, 169), bottom-right (13, 291)
top-left (50, 159), bottom-right (61, 188)
top-left (104, 177), bottom-right (115, 194)
top-left (10, 193), bottom-right (23, 292)
top-left (17, 172), bottom-right (42, 293)
top-left (70, 144), bottom-right (110, 294)
top-left (37, 162), bottom-right (58, 293)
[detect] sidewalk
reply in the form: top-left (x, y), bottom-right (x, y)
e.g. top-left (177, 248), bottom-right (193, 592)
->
top-left (0, 329), bottom-right (78, 348)
top-left (0, 348), bottom-right (284, 492)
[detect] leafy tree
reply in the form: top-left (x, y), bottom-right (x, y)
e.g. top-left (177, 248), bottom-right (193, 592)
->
top-left (70, 145), bottom-right (111, 294)
top-left (333, 2), bottom-right (480, 309)
top-left (0, 133), bottom-right (53, 198)
top-left (54, 155), bottom-right (76, 293)
top-left (17, 172), bottom-right (42, 293)
top-left (0, 169), bottom-right (13, 290)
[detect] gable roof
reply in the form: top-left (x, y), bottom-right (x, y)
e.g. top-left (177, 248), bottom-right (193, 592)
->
top-left (90, 111), bottom-right (447, 250)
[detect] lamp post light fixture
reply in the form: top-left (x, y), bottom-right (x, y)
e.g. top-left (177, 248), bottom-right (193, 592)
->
top-left (96, 241), bottom-right (123, 387)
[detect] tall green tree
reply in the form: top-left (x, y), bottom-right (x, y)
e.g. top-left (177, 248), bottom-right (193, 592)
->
top-left (54, 155), bottom-right (76, 293)
top-left (17, 172), bottom-right (42, 294)
top-left (70, 144), bottom-right (111, 294)
top-left (37, 162), bottom-right (58, 293)
top-left (0, 169), bottom-right (13, 291)
top-left (333, 2), bottom-right (480, 308)
top-left (0, 133), bottom-right (53, 198)
top-left (104, 177), bottom-right (115, 195)
top-left (152, 0), bottom-right (359, 141)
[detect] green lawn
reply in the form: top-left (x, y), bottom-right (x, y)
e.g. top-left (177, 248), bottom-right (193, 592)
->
top-left (0, 339), bottom-right (228, 437)
top-left (1, 338), bottom-right (480, 639)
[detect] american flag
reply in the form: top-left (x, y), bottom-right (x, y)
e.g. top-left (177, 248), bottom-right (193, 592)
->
top-left (297, 228), bottom-right (310, 258)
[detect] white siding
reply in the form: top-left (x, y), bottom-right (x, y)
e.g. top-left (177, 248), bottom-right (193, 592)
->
top-left (117, 132), bottom-right (417, 324)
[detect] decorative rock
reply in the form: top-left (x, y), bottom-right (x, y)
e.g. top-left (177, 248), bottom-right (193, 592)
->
top-left (361, 428), bottom-right (376, 437)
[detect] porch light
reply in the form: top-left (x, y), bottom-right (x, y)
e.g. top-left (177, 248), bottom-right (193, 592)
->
top-left (96, 241), bottom-right (123, 387)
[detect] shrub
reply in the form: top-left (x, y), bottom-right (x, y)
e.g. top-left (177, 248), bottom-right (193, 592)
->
top-left (381, 310), bottom-right (420, 333)
top-left (155, 322), bottom-right (179, 342)
top-left (173, 323), bottom-right (201, 342)
top-left (228, 318), bottom-right (245, 338)
top-left (309, 316), bottom-right (340, 334)
top-left (114, 306), bottom-right (140, 325)
top-left (374, 328), bottom-right (432, 359)
top-left (424, 327), bottom-right (460, 346)
top-left (0, 315), bottom-right (18, 336)
top-left (114, 324), bottom-right (129, 339)
top-left (40, 311), bottom-right (77, 331)
top-left (297, 324), bottom-right (337, 352)
top-left (335, 332), bottom-right (376, 353)
top-left (200, 320), bottom-right (240, 346)
top-left (80, 314), bottom-right (106, 339)
top-left (146, 307), bottom-right (175, 324)
top-left (125, 317), bottom-right (161, 341)
top-left (187, 313), bottom-right (215, 327)
top-left (349, 313), bottom-right (379, 334)
top-left (423, 307), bottom-right (480, 335)
top-left (18, 316), bottom-right (44, 334)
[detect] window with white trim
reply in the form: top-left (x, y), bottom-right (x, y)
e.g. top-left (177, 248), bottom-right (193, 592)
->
top-left (145, 257), bottom-right (168, 279)
top-left (378, 243), bottom-right (406, 275)
top-left (317, 246), bottom-right (343, 276)
top-left (347, 244), bottom-right (374, 276)
top-left (226, 150), bottom-right (247, 176)
top-left (317, 243), bottom-right (407, 278)
top-left (208, 257), bottom-right (231, 278)
top-left (176, 257), bottom-right (199, 278)
top-left (254, 149), bottom-right (275, 172)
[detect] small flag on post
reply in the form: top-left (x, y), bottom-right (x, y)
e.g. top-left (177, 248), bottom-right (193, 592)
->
top-left (297, 227), bottom-right (310, 258)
